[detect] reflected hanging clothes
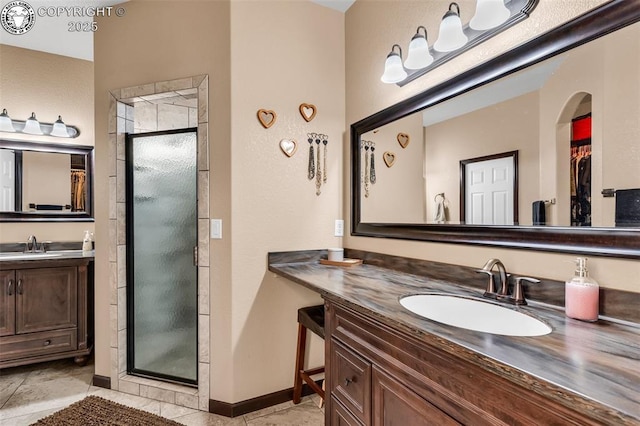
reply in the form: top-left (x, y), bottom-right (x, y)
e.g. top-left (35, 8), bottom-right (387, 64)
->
top-left (570, 145), bottom-right (591, 226)
top-left (71, 170), bottom-right (86, 211)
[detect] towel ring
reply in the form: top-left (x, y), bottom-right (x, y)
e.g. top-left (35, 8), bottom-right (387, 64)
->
top-left (434, 193), bottom-right (445, 202)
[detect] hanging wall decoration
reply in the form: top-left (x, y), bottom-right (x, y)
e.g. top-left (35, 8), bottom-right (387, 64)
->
top-left (397, 132), bottom-right (410, 148)
top-left (307, 133), bottom-right (316, 180)
top-left (322, 135), bottom-right (328, 184)
top-left (306, 133), bottom-right (329, 195)
top-left (369, 142), bottom-right (377, 184)
top-left (362, 140), bottom-right (377, 198)
top-left (315, 134), bottom-right (322, 195)
top-left (299, 103), bottom-right (317, 122)
top-left (364, 142), bottom-right (370, 198)
top-left (279, 139), bottom-right (297, 157)
top-left (383, 151), bottom-right (396, 167)
top-left (257, 109), bottom-right (277, 129)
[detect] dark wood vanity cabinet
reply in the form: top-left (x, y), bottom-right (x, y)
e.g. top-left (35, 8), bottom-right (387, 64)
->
top-left (0, 259), bottom-right (92, 368)
top-left (325, 300), bottom-right (603, 426)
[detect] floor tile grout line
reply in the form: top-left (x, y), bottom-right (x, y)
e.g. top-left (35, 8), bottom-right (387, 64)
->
top-left (0, 374), bottom-right (27, 412)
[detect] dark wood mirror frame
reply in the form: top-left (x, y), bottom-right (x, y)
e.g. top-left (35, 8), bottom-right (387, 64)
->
top-left (351, 0), bottom-right (640, 259)
top-left (0, 139), bottom-right (94, 222)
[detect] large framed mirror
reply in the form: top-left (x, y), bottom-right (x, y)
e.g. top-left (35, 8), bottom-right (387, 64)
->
top-left (0, 139), bottom-right (94, 222)
top-left (351, 0), bottom-right (640, 259)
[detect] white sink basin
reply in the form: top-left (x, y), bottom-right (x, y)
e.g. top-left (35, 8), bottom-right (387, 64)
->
top-left (0, 253), bottom-right (63, 260)
top-left (399, 294), bottom-right (552, 337)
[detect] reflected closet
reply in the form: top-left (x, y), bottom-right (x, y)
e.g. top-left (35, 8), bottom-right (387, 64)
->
top-left (570, 113), bottom-right (591, 226)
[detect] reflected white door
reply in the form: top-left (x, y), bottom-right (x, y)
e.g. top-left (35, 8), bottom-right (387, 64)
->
top-left (0, 149), bottom-right (15, 212)
top-left (465, 157), bottom-right (514, 225)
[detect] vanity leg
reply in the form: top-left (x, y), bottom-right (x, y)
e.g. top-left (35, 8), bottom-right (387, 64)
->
top-left (74, 355), bottom-right (88, 366)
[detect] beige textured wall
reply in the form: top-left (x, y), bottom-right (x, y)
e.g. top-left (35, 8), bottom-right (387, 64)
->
top-left (94, 0), bottom-right (343, 403)
top-left (425, 92), bottom-right (539, 224)
top-left (539, 24), bottom-right (640, 228)
top-left (22, 151), bottom-right (71, 210)
top-left (0, 45), bottom-right (94, 242)
top-left (361, 112), bottom-right (424, 222)
top-left (93, 0), bottom-right (232, 397)
top-left (344, 0), bottom-right (640, 292)
top-left (229, 0), bottom-right (344, 400)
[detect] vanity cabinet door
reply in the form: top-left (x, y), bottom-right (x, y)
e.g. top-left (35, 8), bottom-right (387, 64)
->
top-left (15, 267), bottom-right (78, 334)
top-left (331, 338), bottom-right (372, 424)
top-left (372, 367), bottom-right (461, 426)
top-left (0, 270), bottom-right (16, 336)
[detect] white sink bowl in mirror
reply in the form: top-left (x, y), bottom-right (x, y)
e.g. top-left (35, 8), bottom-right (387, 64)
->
top-left (399, 294), bottom-right (552, 337)
top-left (0, 253), bottom-right (64, 260)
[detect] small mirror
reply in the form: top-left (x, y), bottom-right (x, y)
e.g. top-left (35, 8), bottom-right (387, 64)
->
top-left (0, 140), bottom-right (94, 222)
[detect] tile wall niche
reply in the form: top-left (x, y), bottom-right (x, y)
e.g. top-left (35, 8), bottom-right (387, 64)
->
top-left (107, 75), bottom-right (210, 411)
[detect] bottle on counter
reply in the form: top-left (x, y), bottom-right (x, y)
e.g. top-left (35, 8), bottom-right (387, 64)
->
top-left (565, 257), bottom-right (599, 322)
top-left (82, 230), bottom-right (93, 252)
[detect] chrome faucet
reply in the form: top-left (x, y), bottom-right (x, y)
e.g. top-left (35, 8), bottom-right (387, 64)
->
top-left (25, 235), bottom-right (45, 253)
top-left (477, 258), bottom-right (540, 305)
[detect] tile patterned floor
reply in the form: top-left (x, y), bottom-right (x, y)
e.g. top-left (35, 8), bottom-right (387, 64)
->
top-left (0, 358), bottom-right (324, 425)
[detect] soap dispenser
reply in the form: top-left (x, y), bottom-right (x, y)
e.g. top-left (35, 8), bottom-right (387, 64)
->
top-left (565, 257), bottom-right (599, 322)
top-left (82, 230), bottom-right (93, 252)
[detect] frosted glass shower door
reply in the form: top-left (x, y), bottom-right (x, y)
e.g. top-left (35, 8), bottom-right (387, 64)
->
top-left (126, 128), bottom-right (198, 385)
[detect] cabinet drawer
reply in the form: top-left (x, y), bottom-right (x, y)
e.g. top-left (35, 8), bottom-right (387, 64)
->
top-left (331, 338), bottom-right (372, 424)
top-left (332, 396), bottom-right (365, 426)
top-left (0, 329), bottom-right (77, 361)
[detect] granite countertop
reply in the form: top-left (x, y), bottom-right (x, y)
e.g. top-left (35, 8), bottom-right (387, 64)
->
top-left (269, 255), bottom-right (640, 424)
top-left (0, 250), bottom-right (95, 264)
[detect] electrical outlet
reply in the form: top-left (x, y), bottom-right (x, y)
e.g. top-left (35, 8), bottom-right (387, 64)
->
top-left (334, 219), bottom-right (344, 237)
top-left (211, 219), bottom-right (222, 239)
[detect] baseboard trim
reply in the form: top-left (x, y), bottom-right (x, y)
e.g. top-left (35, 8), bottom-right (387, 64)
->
top-left (92, 374), bottom-right (111, 389)
top-left (209, 380), bottom-right (322, 418)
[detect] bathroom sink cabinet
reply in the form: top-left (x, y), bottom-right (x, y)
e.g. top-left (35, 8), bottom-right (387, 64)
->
top-left (0, 258), bottom-right (93, 369)
top-left (325, 299), bottom-right (601, 425)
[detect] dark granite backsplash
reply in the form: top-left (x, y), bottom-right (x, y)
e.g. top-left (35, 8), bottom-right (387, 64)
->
top-left (268, 249), bottom-right (640, 324)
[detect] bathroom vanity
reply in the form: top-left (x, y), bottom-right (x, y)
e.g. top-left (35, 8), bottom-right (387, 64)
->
top-left (0, 252), bottom-right (94, 369)
top-left (269, 251), bottom-right (640, 425)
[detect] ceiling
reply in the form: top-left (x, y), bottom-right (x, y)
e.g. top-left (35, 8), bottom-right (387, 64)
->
top-left (0, 0), bottom-right (354, 61)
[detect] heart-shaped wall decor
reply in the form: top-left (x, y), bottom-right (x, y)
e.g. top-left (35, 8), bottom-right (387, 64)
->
top-left (383, 151), bottom-right (396, 167)
top-left (257, 109), bottom-right (277, 129)
top-left (279, 139), bottom-right (297, 157)
top-left (397, 132), bottom-right (410, 148)
top-left (299, 103), bottom-right (317, 122)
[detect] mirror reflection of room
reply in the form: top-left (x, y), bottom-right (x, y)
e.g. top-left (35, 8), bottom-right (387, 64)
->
top-left (360, 21), bottom-right (640, 228)
top-left (0, 147), bottom-right (88, 213)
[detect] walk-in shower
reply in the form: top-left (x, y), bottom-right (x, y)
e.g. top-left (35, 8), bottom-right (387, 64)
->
top-left (126, 128), bottom-right (198, 385)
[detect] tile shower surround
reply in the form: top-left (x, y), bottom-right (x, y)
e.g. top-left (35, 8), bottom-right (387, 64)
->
top-left (107, 75), bottom-right (210, 411)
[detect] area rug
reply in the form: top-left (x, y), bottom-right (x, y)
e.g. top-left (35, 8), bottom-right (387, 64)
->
top-left (31, 395), bottom-right (183, 425)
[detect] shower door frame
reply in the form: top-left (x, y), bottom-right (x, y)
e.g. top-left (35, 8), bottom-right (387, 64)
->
top-left (108, 75), bottom-right (210, 411)
top-left (125, 127), bottom-right (199, 387)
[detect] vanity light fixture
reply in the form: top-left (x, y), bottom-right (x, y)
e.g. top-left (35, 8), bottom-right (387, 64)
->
top-left (404, 26), bottom-right (434, 70)
top-left (50, 116), bottom-right (70, 137)
top-left (433, 3), bottom-right (468, 52)
top-left (0, 109), bottom-right (80, 138)
top-left (22, 113), bottom-right (43, 135)
top-left (380, 0), bottom-right (538, 86)
top-left (381, 44), bottom-right (408, 84)
top-left (469, 0), bottom-right (510, 31)
top-left (0, 109), bottom-right (15, 132)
